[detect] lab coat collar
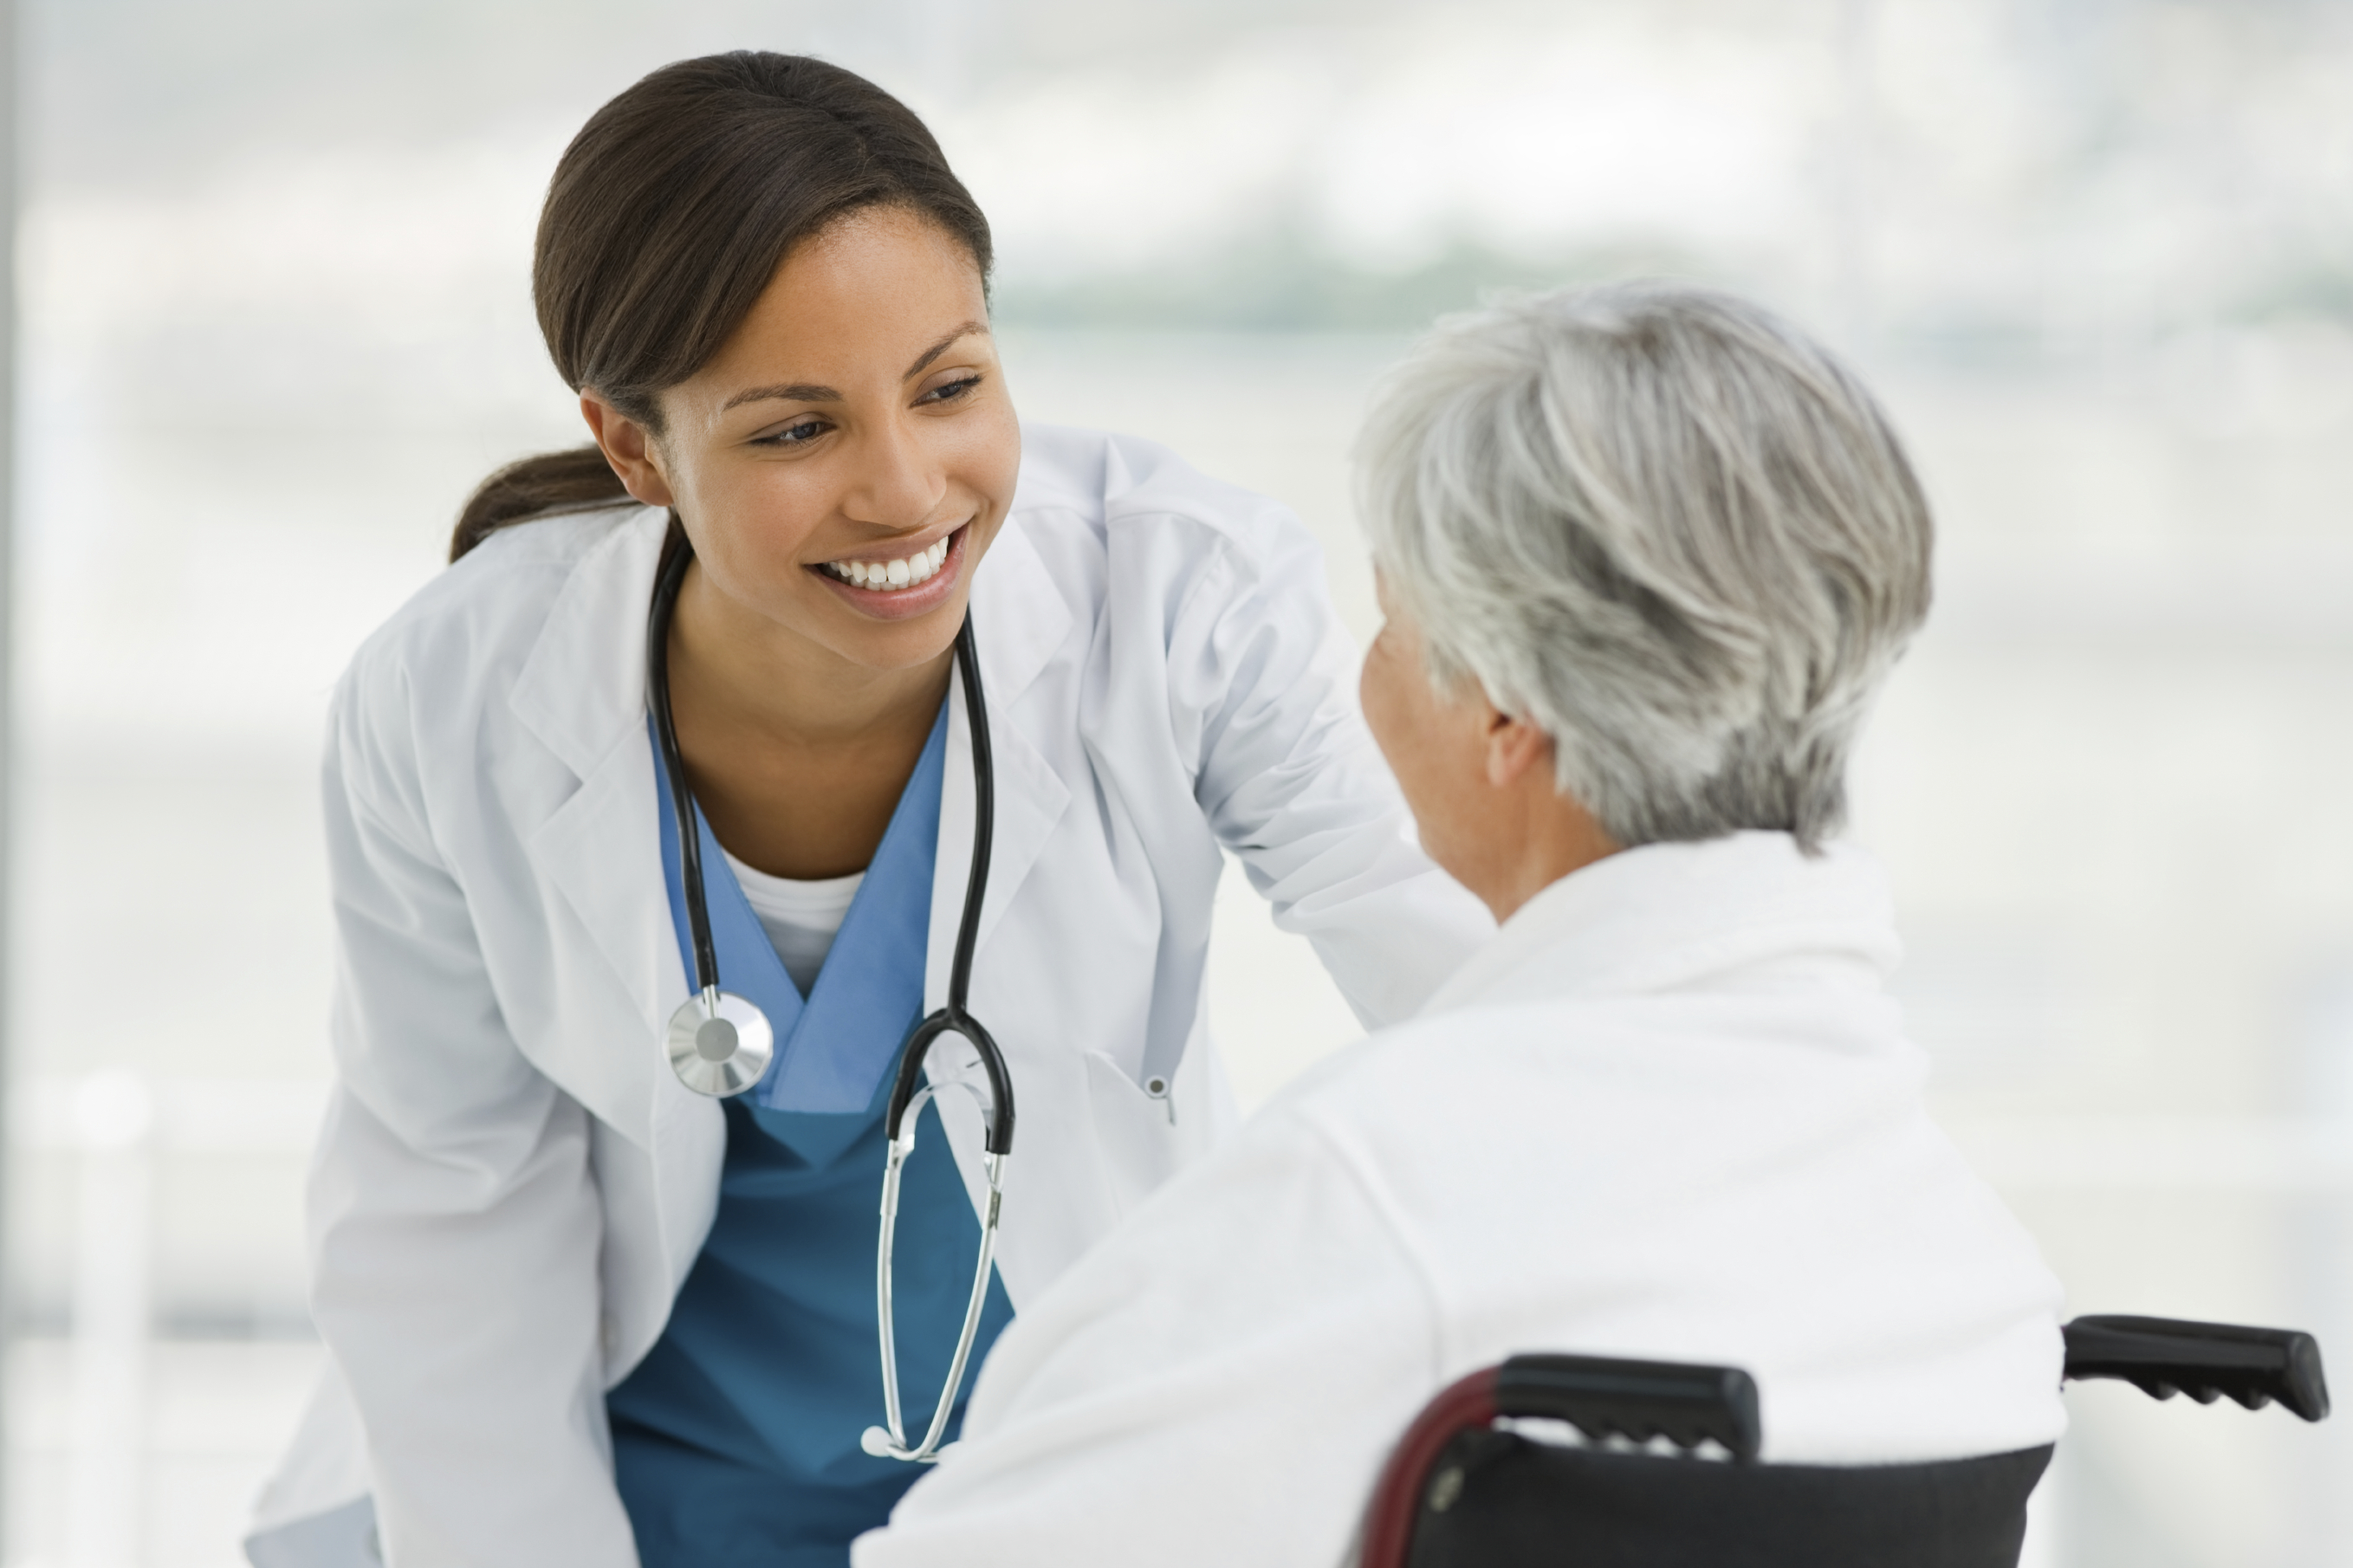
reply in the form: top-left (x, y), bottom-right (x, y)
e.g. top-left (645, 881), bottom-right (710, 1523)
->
top-left (1417, 831), bottom-right (1902, 1018)
top-left (927, 515), bottom-right (1074, 1007)
top-left (511, 509), bottom-right (677, 1147)
top-left (509, 506), bottom-right (668, 781)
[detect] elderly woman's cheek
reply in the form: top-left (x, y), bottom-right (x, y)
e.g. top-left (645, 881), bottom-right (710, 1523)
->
top-left (1363, 637), bottom-right (1432, 789)
top-left (1360, 654), bottom-right (1442, 854)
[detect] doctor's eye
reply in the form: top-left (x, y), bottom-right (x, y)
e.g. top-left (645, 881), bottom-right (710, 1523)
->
top-left (755, 418), bottom-right (831, 449)
top-left (917, 374), bottom-right (983, 407)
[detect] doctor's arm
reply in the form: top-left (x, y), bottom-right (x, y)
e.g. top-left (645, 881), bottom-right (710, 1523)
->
top-left (1180, 518), bottom-right (1491, 1027)
top-left (307, 678), bottom-right (636, 1568)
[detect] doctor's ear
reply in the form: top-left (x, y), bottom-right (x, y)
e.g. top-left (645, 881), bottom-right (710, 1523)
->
top-left (579, 392), bottom-right (677, 509)
top-left (1481, 702), bottom-right (1553, 791)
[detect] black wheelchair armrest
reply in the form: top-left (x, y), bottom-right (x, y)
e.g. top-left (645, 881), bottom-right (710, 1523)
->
top-left (2062, 1314), bottom-right (2330, 1421)
top-left (1493, 1353), bottom-right (1762, 1461)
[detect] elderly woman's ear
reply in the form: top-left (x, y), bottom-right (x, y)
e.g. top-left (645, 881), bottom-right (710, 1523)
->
top-left (1480, 704), bottom-right (1551, 788)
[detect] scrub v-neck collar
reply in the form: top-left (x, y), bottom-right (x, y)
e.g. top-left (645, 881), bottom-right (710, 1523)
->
top-left (651, 700), bottom-right (948, 1117)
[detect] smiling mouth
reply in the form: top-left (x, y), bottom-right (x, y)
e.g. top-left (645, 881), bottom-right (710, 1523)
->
top-left (818, 531), bottom-right (955, 593)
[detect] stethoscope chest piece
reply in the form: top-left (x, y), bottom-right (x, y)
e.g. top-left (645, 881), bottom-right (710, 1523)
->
top-left (664, 985), bottom-right (775, 1098)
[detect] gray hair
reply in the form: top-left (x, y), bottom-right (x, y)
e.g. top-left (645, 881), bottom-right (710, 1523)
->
top-left (1356, 283), bottom-right (1932, 850)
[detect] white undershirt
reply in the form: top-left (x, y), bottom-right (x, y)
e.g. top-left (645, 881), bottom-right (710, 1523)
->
top-left (721, 850), bottom-right (864, 995)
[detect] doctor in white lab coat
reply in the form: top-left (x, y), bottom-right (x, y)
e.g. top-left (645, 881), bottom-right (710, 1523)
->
top-left (852, 285), bottom-right (2071, 1568)
top-left (245, 53), bottom-right (1487, 1568)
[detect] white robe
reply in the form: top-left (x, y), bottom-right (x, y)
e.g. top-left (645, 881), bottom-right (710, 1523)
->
top-left (855, 832), bottom-right (2069, 1568)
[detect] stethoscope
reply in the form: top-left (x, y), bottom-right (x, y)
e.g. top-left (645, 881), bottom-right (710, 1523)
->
top-left (646, 532), bottom-right (1015, 1465)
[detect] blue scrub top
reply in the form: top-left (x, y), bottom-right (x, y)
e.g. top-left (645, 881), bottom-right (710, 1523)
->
top-left (610, 703), bottom-right (1015, 1568)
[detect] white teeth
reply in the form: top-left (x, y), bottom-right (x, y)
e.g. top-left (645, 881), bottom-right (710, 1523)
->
top-left (823, 535), bottom-right (956, 592)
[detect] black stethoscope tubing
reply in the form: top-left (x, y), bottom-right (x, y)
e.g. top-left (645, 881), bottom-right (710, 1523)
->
top-left (645, 528), bottom-right (1014, 1157)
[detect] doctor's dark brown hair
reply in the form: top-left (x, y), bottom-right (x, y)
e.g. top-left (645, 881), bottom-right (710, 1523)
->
top-left (449, 52), bottom-right (995, 562)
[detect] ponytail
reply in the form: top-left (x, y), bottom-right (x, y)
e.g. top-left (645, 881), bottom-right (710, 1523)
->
top-left (450, 445), bottom-right (635, 563)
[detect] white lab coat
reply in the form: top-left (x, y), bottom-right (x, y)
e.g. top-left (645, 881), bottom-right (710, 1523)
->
top-left (855, 832), bottom-right (2070, 1568)
top-left (243, 425), bottom-right (1493, 1568)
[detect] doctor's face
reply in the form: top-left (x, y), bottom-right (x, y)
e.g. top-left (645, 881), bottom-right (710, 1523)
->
top-left (590, 204), bottom-right (1021, 677)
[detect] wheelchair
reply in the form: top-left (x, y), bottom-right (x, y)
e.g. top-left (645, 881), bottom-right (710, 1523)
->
top-left (1358, 1316), bottom-right (2330, 1568)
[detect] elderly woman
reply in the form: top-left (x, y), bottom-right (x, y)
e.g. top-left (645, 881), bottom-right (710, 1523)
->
top-left (852, 285), bottom-right (2066, 1567)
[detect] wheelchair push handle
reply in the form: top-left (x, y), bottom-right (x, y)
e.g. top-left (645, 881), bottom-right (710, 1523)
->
top-left (1492, 1352), bottom-right (1762, 1461)
top-left (2063, 1314), bottom-right (2330, 1422)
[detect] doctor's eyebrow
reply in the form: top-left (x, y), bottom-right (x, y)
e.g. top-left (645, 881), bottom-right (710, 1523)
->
top-left (719, 321), bottom-right (993, 413)
top-left (901, 320), bottom-right (989, 380)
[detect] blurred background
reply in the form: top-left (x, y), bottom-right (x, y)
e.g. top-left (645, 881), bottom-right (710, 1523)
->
top-left (6, 0), bottom-right (2353, 1562)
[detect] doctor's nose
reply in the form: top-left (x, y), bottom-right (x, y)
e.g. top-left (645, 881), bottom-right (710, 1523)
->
top-left (840, 418), bottom-right (948, 532)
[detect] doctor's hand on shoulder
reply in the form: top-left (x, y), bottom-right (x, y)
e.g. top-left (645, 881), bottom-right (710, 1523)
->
top-left (244, 50), bottom-right (1489, 1568)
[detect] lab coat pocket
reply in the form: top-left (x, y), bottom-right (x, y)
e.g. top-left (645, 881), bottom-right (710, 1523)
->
top-left (1082, 1050), bottom-right (1185, 1220)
